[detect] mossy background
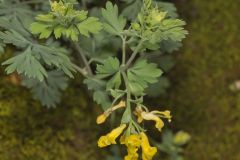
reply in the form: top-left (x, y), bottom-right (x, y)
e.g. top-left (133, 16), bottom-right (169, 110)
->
top-left (0, 52), bottom-right (102, 160)
top-left (160, 0), bottom-right (240, 159)
top-left (1, 0), bottom-right (240, 159)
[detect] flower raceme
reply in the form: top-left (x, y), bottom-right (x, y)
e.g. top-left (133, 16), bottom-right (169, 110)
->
top-left (97, 101), bottom-right (172, 159)
top-left (98, 123), bottom-right (158, 160)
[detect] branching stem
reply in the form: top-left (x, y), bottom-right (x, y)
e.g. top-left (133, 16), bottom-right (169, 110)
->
top-left (72, 64), bottom-right (88, 77)
top-left (124, 39), bottom-right (145, 69)
top-left (73, 42), bottom-right (93, 76)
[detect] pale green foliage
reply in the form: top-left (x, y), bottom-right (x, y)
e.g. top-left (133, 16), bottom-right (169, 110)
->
top-left (22, 71), bottom-right (68, 107)
top-left (0, 0), bottom-right (187, 111)
top-left (30, 1), bottom-right (102, 41)
top-left (129, 1), bottom-right (188, 50)
top-left (122, 0), bottom-right (178, 20)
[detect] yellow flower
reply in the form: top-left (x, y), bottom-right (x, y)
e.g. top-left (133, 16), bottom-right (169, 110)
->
top-left (96, 101), bottom-right (126, 124)
top-left (134, 106), bottom-right (171, 131)
top-left (141, 132), bottom-right (157, 160)
top-left (96, 114), bottom-right (108, 124)
top-left (98, 124), bottom-right (126, 148)
top-left (133, 106), bottom-right (144, 123)
top-left (141, 112), bottom-right (165, 131)
top-left (121, 134), bottom-right (142, 160)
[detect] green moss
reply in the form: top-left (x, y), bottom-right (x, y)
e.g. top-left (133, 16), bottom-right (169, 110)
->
top-left (0, 72), bottom-right (101, 159)
top-left (160, 0), bottom-right (240, 159)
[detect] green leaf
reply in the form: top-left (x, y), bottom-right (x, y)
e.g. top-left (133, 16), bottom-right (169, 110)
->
top-left (77, 17), bottom-right (102, 37)
top-left (0, 17), bottom-right (31, 37)
top-left (154, 1), bottom-right (178, 18)
top-left (96, 57), bottom-right (120, 78)
top-left (33, 45), bottom-right (76, 78)
top-left (30, 22), bottom-right (53, 39)
top-left (145, 77), bottom-right (170, 97)
top-left (84, 77), bottom-right (111, 110)
top-left (22, 70), bottom-right (69, 107)
top-left (0, 29), bottom-right (30, 48)
top-left (2, 47), bottom-right (47, 81)
top-left (160, 19), bottom-right (188, 42)
top-left (127, 59), bottom-right (163, 95)
top-left (110, 89), bottom-right (126, 100)
top-left (93, 90), bottom-right (111, 110)
top-left (30, 1), bottom-right (101, 41)
top-left (106, 71), bottom-right (122, 90)
top-left (121, 0), bottom-right (142, 20)
top-left (83, 77), bottom-right (106, 91)
top-left (102, 1), bottom-right (126, 35)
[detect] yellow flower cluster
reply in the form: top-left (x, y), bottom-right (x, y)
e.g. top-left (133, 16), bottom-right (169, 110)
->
top-left (134, 106), bottom-right (171, 131)
top-left (148, 8), bottom-right (166, 25)
top-left (98, 124), bottom-right (157, 160)
top-left (96, 100), bottom-right (172, 159)
top-left (50, 1), bottom-right (67, 16)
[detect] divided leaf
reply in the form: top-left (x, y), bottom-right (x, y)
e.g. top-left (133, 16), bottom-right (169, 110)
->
top-left (30, 2), bottom-right (102, 41)
top-left (102, 1), bottom-right (126, 35)
top-left (77, 17), bottom-right (102, 37)
top-left (2, 47), bottom-right (47, 81)
top-left (22, 70), bottom-right (69, 107)
top-left (96, 57), bottom-right (120, 78)
top-left (84, 77), bottom-right (111, 110)
top-left (160, 19), bottom-right (188, 42)
top-left (127, 59), bottom-right (163, 95)
top-left (0, 29), bottom-right (30, 48)
top-left (0, 29), bottom-right (75, 80)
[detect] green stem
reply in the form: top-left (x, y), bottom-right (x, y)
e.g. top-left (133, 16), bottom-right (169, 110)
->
top-left (121, 36), bottom-right (127, 65)
top-left (121, 71), bottom-right (132, 123)
top-left (73, 42), bottom-right (93, 76)
top-left (124, 39), bottom-right (145, 69)
top-left (72, 64), bottom-right (88, 77)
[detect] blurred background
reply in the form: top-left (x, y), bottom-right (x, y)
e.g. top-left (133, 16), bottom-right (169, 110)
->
top-left (0, 0), bottom-right (240, 160)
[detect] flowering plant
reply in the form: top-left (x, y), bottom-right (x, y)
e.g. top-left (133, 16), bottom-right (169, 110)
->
top-left (0, 0), bottom-right (187, 159)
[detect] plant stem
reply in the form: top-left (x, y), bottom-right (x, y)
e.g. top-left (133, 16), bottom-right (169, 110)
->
top-left (121, 71), bottom-right (132, 123)
top-left (121, 36), bottom-right (127, 65)
top-left (124, 39), bottom-right (145, 69)
top-left (72, 64), bottom-right (88, 77)
top-left (73, 42), bottom-right (93, 76)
